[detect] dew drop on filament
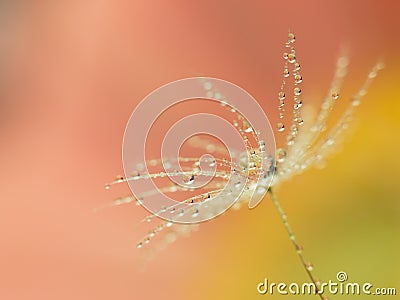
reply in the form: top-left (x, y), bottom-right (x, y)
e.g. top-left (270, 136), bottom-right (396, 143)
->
top-left (294, 74), bottom-right (303, 84)
top-left (283, 69), bottom-right (290, 77)
top-left (294, 87), bottom-right (301, 96)
top-left (276, 148), bottom-right (287, 163)
top-left (296, 117), bottom-right (304, 125)
top-left (288, 32), bottom-right (295, 43)
top-left (288, 53), bottom-right (296, 63)
top-left (184, 174), bottom-right (195, 185)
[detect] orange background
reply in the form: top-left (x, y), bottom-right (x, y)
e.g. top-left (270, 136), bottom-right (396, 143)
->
top-left (1, 1), bottom-right (399, 299)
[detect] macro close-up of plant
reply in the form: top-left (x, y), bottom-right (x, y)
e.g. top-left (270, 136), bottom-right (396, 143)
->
top-left (105, 32), bottom-right (384, 299)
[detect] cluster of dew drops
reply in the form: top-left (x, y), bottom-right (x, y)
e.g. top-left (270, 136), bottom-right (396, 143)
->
top-left (103, 31), bottom-right (384, 253)
top-left (276, 32), bottom-right (305, 165)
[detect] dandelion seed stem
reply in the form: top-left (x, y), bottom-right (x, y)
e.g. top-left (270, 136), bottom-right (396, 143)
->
top-left (268, 188), bottom-right (327, 300)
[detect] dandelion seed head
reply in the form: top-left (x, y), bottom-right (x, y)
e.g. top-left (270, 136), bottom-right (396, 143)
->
top-left (105, 31), bottom-right (383, 255)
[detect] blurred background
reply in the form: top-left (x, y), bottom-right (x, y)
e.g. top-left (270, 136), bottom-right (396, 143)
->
top-left (0, 0), bottom-right (399, 299)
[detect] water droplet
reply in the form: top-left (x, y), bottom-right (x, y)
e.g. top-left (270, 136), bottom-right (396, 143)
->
top-left (192, 209), bottom-right (199, 218)
top-left (277, 122), bottom-right (285, 132)
top-left (283, 52), bottom-right (289, 60)
top-left (145, 216), bottom-right (152, 222)
top-left (294, 102), bottom-right (302, 109)
top-left (294, 62), bottom-right (300, 71)
top-left (296, 117), bottom-right (304, 125)
top-left (306, 262), bottom-right (314, 271)
top-left (144, 237), bottom-right (150, 244)
top-left (283, 68), bottom-right (290, 77)
top-left (178, 209), bottom-right (185, 217)
top-left (104, 184), bottom-right (110, 190)
top-left (286, 136), bottom-right (295, 146)
top-left (114, 198), bottom-right (122, 205)
top-left (204, 193), bottom-right (211, 200)
top-left (235, 181), bottom-right (242, 189)
top-left (294, 74), bottom-right (302, 84)
top-left (326, 138), bottom-right (334, 145)
top-left (166, 221), bottom-right (173, 227)
top-left (131, 171), bottom-right (140, 179)
top-left (352, 98), bottom-right (360, 106)
top-left (288, 53), bottom-right (296, 63)
top-left (332, 92), bottom-right (339, 100)
top-left (359, 89), bottom-right (367, 96)
top-left (288, 32), bottom-right (295, 43)
top-left (243, 121), bottom-right (253, 133)
top-left (276, 148), bottom-right (287, 162)
top-left (137, 242), bottom-right (143, 249)
top-left (296, 244), bottom-right (303, 254)
top-left (115, 175), bottom-right (124, 182)
top-left (368, 71), bottom-right (377, 78)
top-left (278, 91), bottom-right (285, 101)
top-left (294, 87), bottom-right (301, 96)
top-left (184, 174), bottom-right (195, 185)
